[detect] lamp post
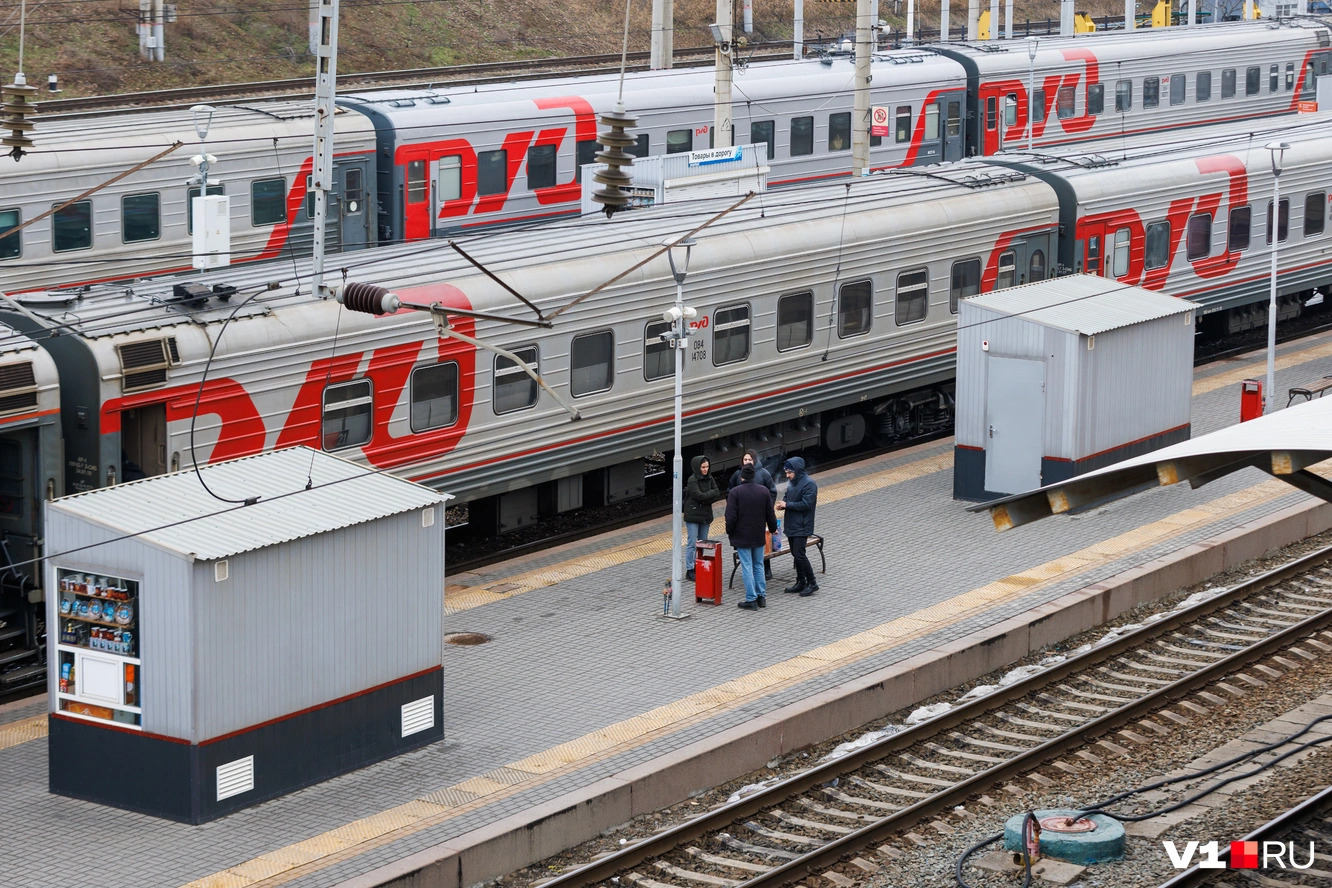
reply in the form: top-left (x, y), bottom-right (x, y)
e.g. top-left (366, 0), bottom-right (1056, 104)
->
top-left (1265, 141), bottom-right (1289, 414)
top-left (1026, 38), bottom-right (1039, 150)
top-left (191, 104), bottom-right (214, 187)
top-left (663, 237), bottom-right (697, 620)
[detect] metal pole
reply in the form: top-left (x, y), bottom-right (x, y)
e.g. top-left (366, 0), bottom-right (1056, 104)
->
top-left (669, 277), bottom-right (686, 618)
top-left (941, 0), bottom-right (951, 41)
top-left (311, 0), bottom-right (340, 300)
top-left (794, 0), bottom-right (804, 59)
top-left (1027, 39), bottom-right (1038, 150)
top-left (1266, 146), bottom-right (1287, 413)
top-left (852, 0), bottom-right (872, 175)
top-left (153, 0), bottom-right (165, 62)
top-left (714, 0), bottom-right (733, 148)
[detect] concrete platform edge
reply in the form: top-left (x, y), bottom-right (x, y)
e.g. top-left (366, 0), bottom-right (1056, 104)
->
top-left (341, 497), bottom-right (1332, 888)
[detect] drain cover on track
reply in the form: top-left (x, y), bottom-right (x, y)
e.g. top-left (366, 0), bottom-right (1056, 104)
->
top-left (445, 632), bottom-right (492, 646)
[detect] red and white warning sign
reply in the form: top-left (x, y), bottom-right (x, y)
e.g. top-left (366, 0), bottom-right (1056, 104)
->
top-left (871, 105), bottom-right (890, 138)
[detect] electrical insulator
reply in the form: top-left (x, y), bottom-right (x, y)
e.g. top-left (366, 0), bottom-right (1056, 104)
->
top-left (2, 75), bottom-right (38, 161)
top-left (591, 107), bottom-right (639, 218)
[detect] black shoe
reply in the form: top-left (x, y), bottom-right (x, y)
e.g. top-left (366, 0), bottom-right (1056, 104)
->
top-left (799, 583), bottom-right (819, 597)
top-left (784, 583), bottom-right (806, 594)
top-left (764, 566), bottom-right (773, 580)
top-left (737, 600), bottom-right (758, 610)
top-left (757, 595), bottom-right (767, 608)
top-left (685, 570), bottom-right (695, 581)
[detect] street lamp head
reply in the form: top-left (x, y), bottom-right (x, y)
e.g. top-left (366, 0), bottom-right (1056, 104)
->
top-left (191, 104), bottom-right (215, 142)
top-left (1026, 37), bottom-right (1039, 61)
top-left (1265, 141), bottom-right (1291, 175)
top-left (663, 236), bottom-right (697, 283)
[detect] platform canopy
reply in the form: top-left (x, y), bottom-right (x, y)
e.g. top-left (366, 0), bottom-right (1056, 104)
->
top-left (969, 396), bottom-right (1332, 531)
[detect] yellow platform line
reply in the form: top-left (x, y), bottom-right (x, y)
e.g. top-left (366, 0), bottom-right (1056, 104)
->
top-left (0, 715), bottom-right (46, 751)
top-left (188, 475), bottom-right (1300, 888)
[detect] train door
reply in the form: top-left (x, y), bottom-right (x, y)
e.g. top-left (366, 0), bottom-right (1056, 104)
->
top-left (120, 405), bottom-right (167, 480)
top-left (915, 102), bottom-right (944, 164)
top-left (0, 430), bottom-right (39, 593)
top-left (943, 95), bottom-right (964, 162)
top-left (1077, 223), bottom-right (1105, 276)
top-left (338, 160), bottom-right (372, 251)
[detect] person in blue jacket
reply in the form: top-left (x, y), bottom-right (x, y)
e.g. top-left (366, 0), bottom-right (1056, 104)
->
top-left (775, 457), bottom-right (819, 596)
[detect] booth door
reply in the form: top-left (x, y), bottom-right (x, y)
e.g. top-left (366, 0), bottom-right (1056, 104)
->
top-left (984, 356), bottom-right (1045, 495)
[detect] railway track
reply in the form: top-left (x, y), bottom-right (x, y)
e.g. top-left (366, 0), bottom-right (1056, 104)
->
top-left (38, 47), bottom-right (791, 116)
top-left (532, 544), bottom-right (1332, 888)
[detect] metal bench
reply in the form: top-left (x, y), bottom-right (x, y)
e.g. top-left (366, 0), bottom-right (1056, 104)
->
top-left (1287, 376), bottom-right (1332, 407)
top-left (729, 534), bottom-right (825, 588)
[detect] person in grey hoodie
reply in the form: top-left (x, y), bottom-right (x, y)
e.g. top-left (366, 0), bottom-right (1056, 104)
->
top-left (683, 455), bottom-right (721, 581)
top-left (775, 457), bottom-right (819, 596)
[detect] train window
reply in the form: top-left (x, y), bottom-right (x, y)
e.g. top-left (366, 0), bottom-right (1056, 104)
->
top-left (121, 193), bottom-right (160, 243)
top-left (923, 105), bottom-right (939, 139)
top-left (570, 330), bottom-right (614, 397)
top-left (1186, 213), bottom-right (1212, 260)
top-left (791, 116), bottom-right (814, 156)
top-left (1056, 86), bottom-right (1076, 119)
top-left (1084, 236), bottom-right (1101, 274)
top-left (995, 250), bottom-right (1016, 288)
top-left (949, 259), bottom-right (980, 314)
top-left (0, 440), bottom-right (19, 516)
top-left (52, 200), bottom-right (92, 252)
top-left (666, 129), bottom-right (693, 154)
top-left (1004, 94), bottom-right (1018, 127)
top-left (407, 159), bottom-right (428, 203)
top-left (946, 101), bottom-right (961, 137)
top-left (1228, 207), bottom-right (1251, 251)
top-left (1286, 62), bottom-right (1296, 90)
top-left (777, 291), bottom-right (814, 350)
top-left (186, 184), bottom-right (224, 235)
top-left (477, 150), bottom-right (508, 196)
top-left (1112, 228), bottom-right (1131, 276)
top-left (1115, 80), bottom-right (1132, 112)
top-left (1144, 222), bottom-right (1171, 270)
top-left (527, 144), bottom-right (556, 190)
top-left (439, 156), bottom-right (462, 201)
top-left (321, 380), bottom-right (373, 451)
top-left (751, 120), bottom-right (775, 159)
top-left (1032, 90), bottom-right (1046, 122)
top-left (1221, 69), bottom-right (1236, 98)
top-left (1169, 74), bottom-right (1186, 106)
top-left (837, 280), bottom-right (872, 338)
top-left (1270, 64), bottom-right (1279, 93)
top-left (1029, 250), bottom-right (1047, 283)
top-left (871, 129), bottom-right (882, 148)
top-left (1143, 77), bottom-right (1160, 108)
top-left (829, 112), bottom-right (851, 151)
top-left (344, 168), bottom-right (363, 214)
top-left (1266, 199), bottom-right (1289, 243)
top-left (494, 346), bottom-right (539, 414)
top-left (627, 134), bottom-right (650, 158)
top-left (0, 208), bottom-right (18, 259)
top-left (1305, 193), bottom-right (1326, 237)
top-left (1087, 84), bottom-right (1104, 115)
top-left (574, 139), bottom-right (599, 184)
top-left (713, 305), bottom-right (752, 366)
top-left (985, 96), bottom-right (997, 131)
top-left (895, 106), bottom-right (911, 142)
top-left (1196, 72), bottom-right (1212, 102)
top-left (251, 177), bottom-right (286, 226)
top-left (895, 270), bottom-right (928, 325)
top-left (409, 362), bottom-right (459, 432)
top-left (1246, 66), bottom-right (1261, 96)
top-left (643, 320), bottom-right (672, 381)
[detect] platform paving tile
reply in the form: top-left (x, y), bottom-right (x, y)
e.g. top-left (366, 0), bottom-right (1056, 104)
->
top-left (2, 345), bottom-right (1329, 888)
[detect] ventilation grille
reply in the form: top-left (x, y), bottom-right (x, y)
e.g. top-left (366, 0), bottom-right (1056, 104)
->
top-left (117, 337), bottom-right (178, 392)
top-left (215, 560), bottom-right (229, 582)
top-left (401, 696), bottom-right (435, 738)
top-left (421, 508), bottom-right (435, 528)
top-left (0, 362), bottom-right (37, 414)
top-left (216, 756), bottom-right (255, 801)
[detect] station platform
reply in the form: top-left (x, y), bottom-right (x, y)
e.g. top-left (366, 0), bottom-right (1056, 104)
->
top-left (4, 331), bottom-right (1332, 888)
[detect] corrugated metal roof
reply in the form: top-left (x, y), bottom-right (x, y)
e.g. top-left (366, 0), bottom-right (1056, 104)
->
top-left (964, 276), bottom-right (1197, 335)
top-left (972, 395), bottom-right (1332, 530)
top-left (49, 447), bottom-right (450, 561)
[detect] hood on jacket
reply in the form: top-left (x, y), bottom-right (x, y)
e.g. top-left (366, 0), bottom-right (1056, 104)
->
top-left (691, 455), bottom-right (710, 476)
top-left (783, 456), bottom-right (806, 475)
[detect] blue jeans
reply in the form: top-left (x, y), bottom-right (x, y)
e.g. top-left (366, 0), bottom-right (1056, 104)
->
top-left (685, 521), bottom-right (709, 573)
top-left (736, 546), bottom-right (766, 602)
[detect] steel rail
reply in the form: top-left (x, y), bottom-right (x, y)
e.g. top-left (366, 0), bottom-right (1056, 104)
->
top-left (538, 542), bottom-right (1332, 888)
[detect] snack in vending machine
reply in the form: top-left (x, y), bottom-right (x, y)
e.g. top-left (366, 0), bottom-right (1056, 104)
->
top-left (60, 662), bottom-right (70, 694)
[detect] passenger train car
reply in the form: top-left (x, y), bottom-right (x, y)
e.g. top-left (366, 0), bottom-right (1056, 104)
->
top-left (1, 18), bottom-right (1328, 296)
top-left (2, 113), bottom-right (1332, 688)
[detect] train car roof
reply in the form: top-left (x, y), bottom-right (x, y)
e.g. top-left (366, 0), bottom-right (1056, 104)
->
top-left (0, 157), bottom-right (1042, 339)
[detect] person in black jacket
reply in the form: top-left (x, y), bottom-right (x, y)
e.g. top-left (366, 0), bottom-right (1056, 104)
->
top-left (725, 464), bottom-right (778, 610)
top-left (683, 455), bottom-right (721, 581)
top-left (775, 456), bottom-right (819, 596)
top-left (728, 450), bottom-right (778, 580)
